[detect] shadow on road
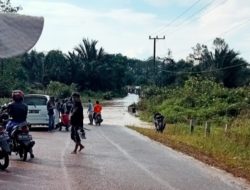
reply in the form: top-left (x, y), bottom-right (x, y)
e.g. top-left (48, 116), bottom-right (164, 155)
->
top-left (30, 127), bottom-right (48, 132)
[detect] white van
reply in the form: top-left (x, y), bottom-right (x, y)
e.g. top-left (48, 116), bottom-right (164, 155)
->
top-left (24, 94), bottom-right (59, 128)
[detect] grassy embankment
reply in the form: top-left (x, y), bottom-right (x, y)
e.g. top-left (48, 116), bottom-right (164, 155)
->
top-left (130, 78), bottom-right (250, 181)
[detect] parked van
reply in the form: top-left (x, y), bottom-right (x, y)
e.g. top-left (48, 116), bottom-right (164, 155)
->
top-left (24, 94), bottom-right (59, 128)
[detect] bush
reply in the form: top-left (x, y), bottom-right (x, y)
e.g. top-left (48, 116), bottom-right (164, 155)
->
top-left (0, 81), bottom-right (11, 97)
top-left (139, 77), bottom-right (250, 123)
top-left (103, 92), bottom-right (112, 100)
top-left (46, 81), bottom-right (77, 99)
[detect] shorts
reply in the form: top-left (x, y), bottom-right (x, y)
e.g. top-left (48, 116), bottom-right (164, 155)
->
top-left (71, 126), bottom-right (81, 143)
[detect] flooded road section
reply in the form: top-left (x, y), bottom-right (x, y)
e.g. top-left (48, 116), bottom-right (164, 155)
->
top-left (0, 94), bottom-right (249, 190)
top-left (103, 93), bottom-right (152, 128)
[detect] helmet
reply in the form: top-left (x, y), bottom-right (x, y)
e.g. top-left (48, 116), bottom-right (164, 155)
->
top-left (12, 90), bottom-right (24, 102)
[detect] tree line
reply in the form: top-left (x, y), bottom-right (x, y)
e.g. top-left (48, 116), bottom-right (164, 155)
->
top-left (0, 37), bottom-right (249, 97)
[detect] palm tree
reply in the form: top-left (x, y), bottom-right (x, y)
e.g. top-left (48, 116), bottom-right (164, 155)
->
top-left (66, 51), bottom-right (83, 85)
top-left (74, 38), bottom-right (105, 61)
top-left (212, 38), bottom-right (248, 87)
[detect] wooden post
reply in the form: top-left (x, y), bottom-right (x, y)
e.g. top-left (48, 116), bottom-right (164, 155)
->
top-left (190, 119), bottom-right (194, 134)
top-left (205, 121), bottom-right (211, 137)
top-left (224, 123), bottom-right (228, 133)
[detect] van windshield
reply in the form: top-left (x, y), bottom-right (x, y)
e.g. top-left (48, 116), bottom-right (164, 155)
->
top-left (24, 96), bottom-right (47, 106)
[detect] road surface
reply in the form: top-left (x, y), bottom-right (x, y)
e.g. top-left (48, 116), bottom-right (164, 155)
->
top-left (0, 94), bottom-right (249, 190)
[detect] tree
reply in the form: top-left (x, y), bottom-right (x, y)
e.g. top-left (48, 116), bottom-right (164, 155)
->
top-left (0, 0), bottom-right (22, 13)
top-left (66, 51), bottom-right (83, 85)
top-left (189, 38), bottom-right (249, 88)
top-left (44, 50), bottom-right (69, 84)
top-left (74, 38), bottom-right (105, 62)
top-left (212, 38), bottom-right (248, 87)
top-left (21, 50), bottom-right (45, 84)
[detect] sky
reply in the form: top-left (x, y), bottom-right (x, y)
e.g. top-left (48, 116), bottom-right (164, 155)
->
top-left (12, 0), bottom-right (250, 62)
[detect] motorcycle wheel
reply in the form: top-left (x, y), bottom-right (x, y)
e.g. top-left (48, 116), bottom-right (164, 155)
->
top-left (19, 147), bottom-right (28, 161)
top-left (0, 152), bottom-right (9, 170)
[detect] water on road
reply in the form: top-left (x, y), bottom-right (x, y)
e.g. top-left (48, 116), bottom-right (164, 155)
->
top-left (0, 94), bottom-right (249, 190)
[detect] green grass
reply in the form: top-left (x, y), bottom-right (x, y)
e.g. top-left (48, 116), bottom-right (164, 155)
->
top-left (138, 79), bottom-right (250, 124)
top-left (128, 122), bottom-right (250, 181)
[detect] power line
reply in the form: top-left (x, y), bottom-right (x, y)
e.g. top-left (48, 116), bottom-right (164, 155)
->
top-left (161, 17), bottom-right (250, 60)
top-left (161, 0), bottom-right (229, 37)
top-left (151, 0), bottom-right (203, 36)
top-left (160, 0), bottom-right (215, 36)
top-left (202, 18), bottom-right (250, 44)
top-left (199, 0), bottom-right (227, 17)
top-left (169, 46), bottom-right (249, 61)
top-left (160, 63), bottom-right (249, 75)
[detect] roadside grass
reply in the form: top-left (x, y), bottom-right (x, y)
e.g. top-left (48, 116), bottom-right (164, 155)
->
top-left (128, 122), bottom-right (250, 182)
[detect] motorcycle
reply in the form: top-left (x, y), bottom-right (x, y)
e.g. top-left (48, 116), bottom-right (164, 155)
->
top-left (56, 113), bottom-right (70, 131)
top-left (154, 113), bottom-right (166, 133)
top-left (0, 126), bottom-right (10, 170)
top-left (0, 105), bottom-right (9, 128)
top-left (10, 122), bottom-right (35, 161)
top-left (94, 113), bottom-right (103, 126)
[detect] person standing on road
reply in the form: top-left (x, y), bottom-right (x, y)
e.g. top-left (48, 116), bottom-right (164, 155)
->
top-left (47, 96), bottom-right (55, 132)
top-left (65, 98), bottom-right (73, 114)
top-left (70, 92), bottom-right (84, 154)
top-left (87, 99), bottom-right (94, 125)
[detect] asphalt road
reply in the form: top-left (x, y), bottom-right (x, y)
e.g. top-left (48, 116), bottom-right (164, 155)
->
top-left (0, 95), bottom-right (249, 190)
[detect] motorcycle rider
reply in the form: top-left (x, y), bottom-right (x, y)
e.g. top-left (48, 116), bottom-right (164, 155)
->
top-left (6, 90), bottom-right (28, 134)
top-left (6, 90), bottom-right (34, 158)
top-left (153, 112), bottom-right (166, 133)
top-left (93, 101), bottom-right (103, 123)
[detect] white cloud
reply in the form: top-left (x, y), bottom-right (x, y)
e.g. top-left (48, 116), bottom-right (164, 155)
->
top-left (144, 0), bottom-right (207, 7)
top-left (12, 0), bottom-right (250, 62)
top-left (158, 0), bottom-right (250, 61)
top-left (13, 0), bottom-right (160, 58)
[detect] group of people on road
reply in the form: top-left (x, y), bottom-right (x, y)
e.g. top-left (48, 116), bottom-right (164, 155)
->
top-left (1, 89), bottom-right (104, 156)
top-left (46, 93), bottom-right (103, 154)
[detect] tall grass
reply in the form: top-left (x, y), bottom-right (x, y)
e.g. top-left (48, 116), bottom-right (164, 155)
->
top-left (129, 116), bottom-right (250, 180)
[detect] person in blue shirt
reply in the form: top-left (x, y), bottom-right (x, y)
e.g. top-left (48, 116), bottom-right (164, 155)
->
top-left (47, 96), bottom-right (55, 132)
top-left (87, 99), bottom-right (94, 125)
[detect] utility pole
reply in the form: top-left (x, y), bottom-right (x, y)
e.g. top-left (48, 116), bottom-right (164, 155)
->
top-left (1, 59), bottom-right (3, 76)
top-left (149, 35), bottom-right (165, 80)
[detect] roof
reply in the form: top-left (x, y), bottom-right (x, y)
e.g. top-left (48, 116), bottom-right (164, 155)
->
top-left (25, 94), bottom-right (50, 99)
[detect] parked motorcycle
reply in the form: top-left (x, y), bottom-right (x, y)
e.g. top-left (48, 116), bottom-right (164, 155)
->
top-left (10, 122), bottom-right (35, 161)
top-left (56, 113), bottom-right (70, 131)
top-left (154, 113), bottom-right (166, 133)
top-left (0, 126), bottom-right (10, 170)
top-left (94, 113), bottom-right (103, 126)
top-left (0, 105), bottom-right (9, 128)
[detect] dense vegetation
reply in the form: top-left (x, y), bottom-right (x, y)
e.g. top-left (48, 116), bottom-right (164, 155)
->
top-left (139, 77), bottom-right (250, 124)
top-left (0, 37), bottom-right (249, 99)
top-left (1, 0), bottom-right (249, 180)
top-left (0, 39), bottom-right (133, 98)
top-left (132, 39), bottom-right (250, 181)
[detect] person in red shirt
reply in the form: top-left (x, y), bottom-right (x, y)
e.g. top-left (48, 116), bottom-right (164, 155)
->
top-left (93, 101), bottom-right (103, 124)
